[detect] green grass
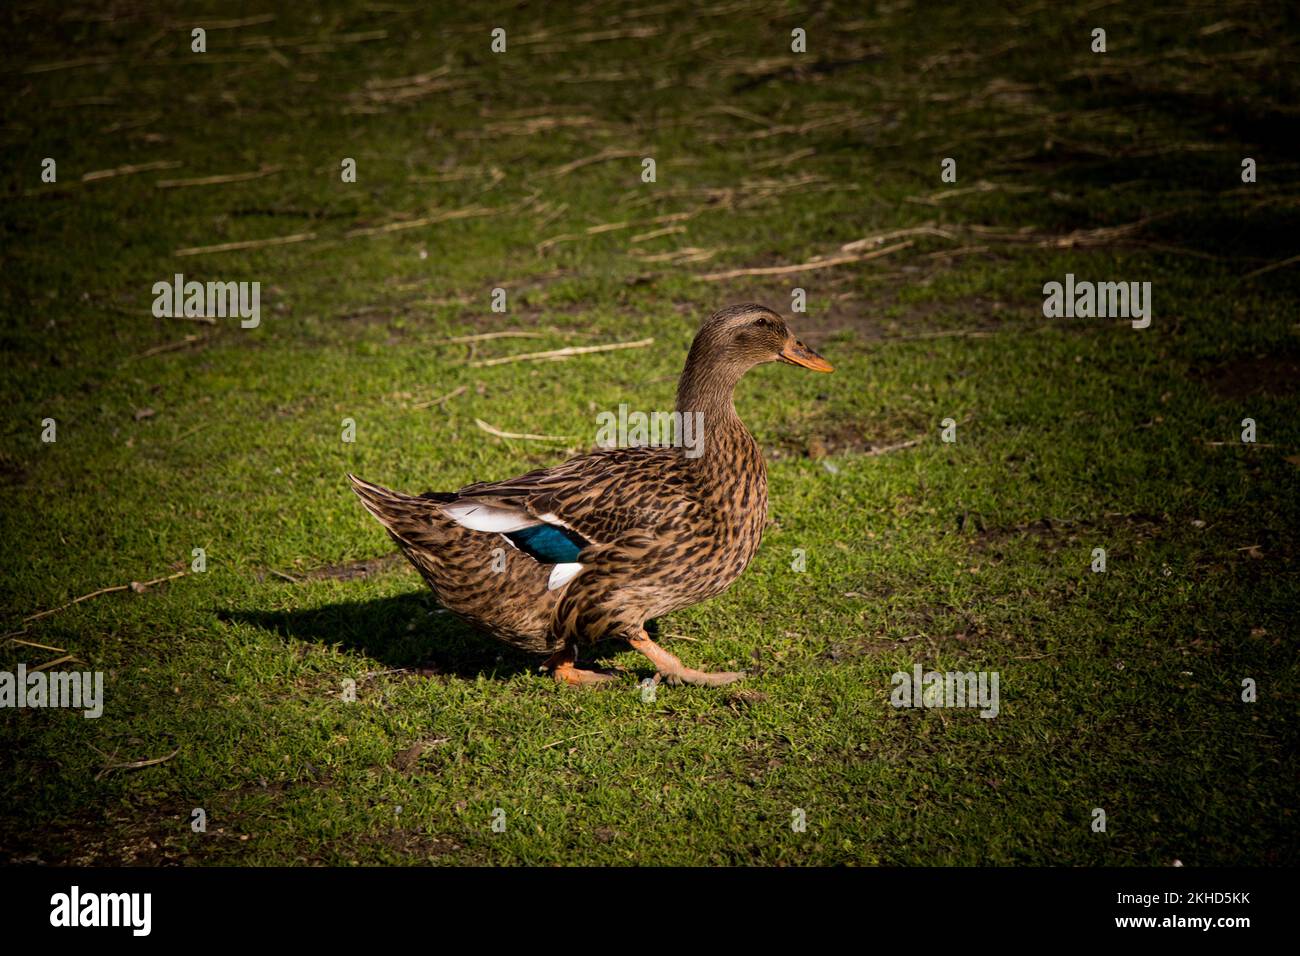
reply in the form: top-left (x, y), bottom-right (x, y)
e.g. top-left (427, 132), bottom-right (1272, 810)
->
top-left (1, 0), bottom-right (1297, 865)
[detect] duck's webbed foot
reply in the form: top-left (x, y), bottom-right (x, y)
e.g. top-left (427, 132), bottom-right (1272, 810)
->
top-left (628, 630), bottom-right (744, 688)
top-left (541, 645), bottom-right (619, 687)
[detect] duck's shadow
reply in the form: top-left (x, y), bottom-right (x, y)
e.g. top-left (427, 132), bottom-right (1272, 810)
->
top-left (220, 593), bottom-right (540, 681)
top-left (222, 594), bottom-right (662, 682)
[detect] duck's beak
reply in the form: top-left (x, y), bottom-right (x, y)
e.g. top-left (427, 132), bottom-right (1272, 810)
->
top-left (778, 336), bottom-right (834, 373)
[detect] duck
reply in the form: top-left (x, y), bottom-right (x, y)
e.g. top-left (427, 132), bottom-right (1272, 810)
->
top-left (348, 303), bottom-right (833, 687)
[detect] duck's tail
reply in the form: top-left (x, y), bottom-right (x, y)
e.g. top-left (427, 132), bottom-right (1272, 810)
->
top-left (346, 473), bottom-right (560, 651)
top-left (347, 473), bottom-right (454, 547)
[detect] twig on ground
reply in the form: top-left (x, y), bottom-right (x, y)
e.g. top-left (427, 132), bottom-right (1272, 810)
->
top-left (697, 241), bottom-right (912, 281)
top-left (475, 419), bottom-right (573, 442)
top-left (129, 334), bottom-right (209, 360)
top-left (175, 232), bottom-right (316, 257)
top-left (30, 654), bottom-right (85, 673)
top-left (168, 13), bottom-right (275, 29)
top-left (546, 147), bottom-right (640, 178)
top-left (1242, 252), bottom-right (1300, 280)
top-left (536, 233), bottom-right (582, 252)
top-left (864, 437), bottom-right (923, 456)
top-left (755, 147), bottom-right (817, 168)
top-left (630, 225), bottom-right (686, 243)
top-left (168, 422), bottom-right (212, 445)
top-left (82, 160), bottom-right (181, 182)
top-left (22, 571), bottom-right (189, 624)
top-left (885, 328), bottom-right (1000, 341)
top-left (95, 747), bottom-right (182, 781)
top-left (928, 245), bottom-right (991, 260)
top-left (841, 225), bottom-right (956, 252)
top-left (433, 331), bottom-right (551, 346)
top-left (157, 164), bottom-right (282, 189)
top-left (905, 180), bottom-right (1041, 205)
top-left (23, 55), bottom-right (118, 74)
top-left (540, 730), bottom-right (607, 750)
top-left (470, 338), bottom-right (654, 368)
top-left (342, 205), bottom-right (497, 238)
top-left (7, 638), bottom-right (67, 652)
top-left (633, 246), bottom-right (717, 264)
top-left (411, 385), bottom-right (468, 409)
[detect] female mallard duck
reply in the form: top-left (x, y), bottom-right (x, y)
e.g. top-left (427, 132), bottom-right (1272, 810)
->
top-left (348, 303), bottom-right (832, 687)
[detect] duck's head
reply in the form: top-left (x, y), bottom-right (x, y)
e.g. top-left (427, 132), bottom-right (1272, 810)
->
top-left (691, 303), bottom-right (834, 375)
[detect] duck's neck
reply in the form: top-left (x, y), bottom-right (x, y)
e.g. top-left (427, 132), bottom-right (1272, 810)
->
top-left (674, 349), bottom-right (760, 481)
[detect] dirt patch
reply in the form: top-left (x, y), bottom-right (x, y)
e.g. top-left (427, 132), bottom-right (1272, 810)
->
top-left (1194, 354), bottom-right (1300, 401)
top-left (0, 807), bottom-right (202, 866)
top-left (827, 602), bottom-right (997, 661)
top-left (391, 736), bottom-right (451, 772)
top-left (971, 512), bottom-right (1166, 557)
top-left (0, 453), bottom-right (28, 487)
top-left (368, 827), bottom-right (463, 859)
top-left (768, 420), bottom-right (873, 460)
top-left (766, 415), bottom-right (934, 461)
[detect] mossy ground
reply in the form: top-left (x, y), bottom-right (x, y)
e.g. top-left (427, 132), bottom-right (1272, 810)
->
top-left (1, 1), bottom-right (1297, 865)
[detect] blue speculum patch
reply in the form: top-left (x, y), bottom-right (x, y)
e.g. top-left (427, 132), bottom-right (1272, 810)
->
top-left (505, 523), bottom-right (588, 564)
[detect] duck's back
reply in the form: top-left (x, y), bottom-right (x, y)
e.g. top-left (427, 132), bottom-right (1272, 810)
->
top-left (456, 432), bottom-right (767, 625)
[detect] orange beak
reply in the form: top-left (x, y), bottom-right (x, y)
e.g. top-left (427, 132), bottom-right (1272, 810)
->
top-left (778, 336), bottom-right (834, 373)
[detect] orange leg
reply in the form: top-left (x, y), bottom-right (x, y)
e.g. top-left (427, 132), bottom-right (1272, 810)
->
top-left (540, 644), bottom-right (618, 686)
top-left (628, 630), bottom-right (744, 687)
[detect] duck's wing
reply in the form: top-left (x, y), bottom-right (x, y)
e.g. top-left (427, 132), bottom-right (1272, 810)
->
top-left (437, 446), bottom-right (698, 589)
